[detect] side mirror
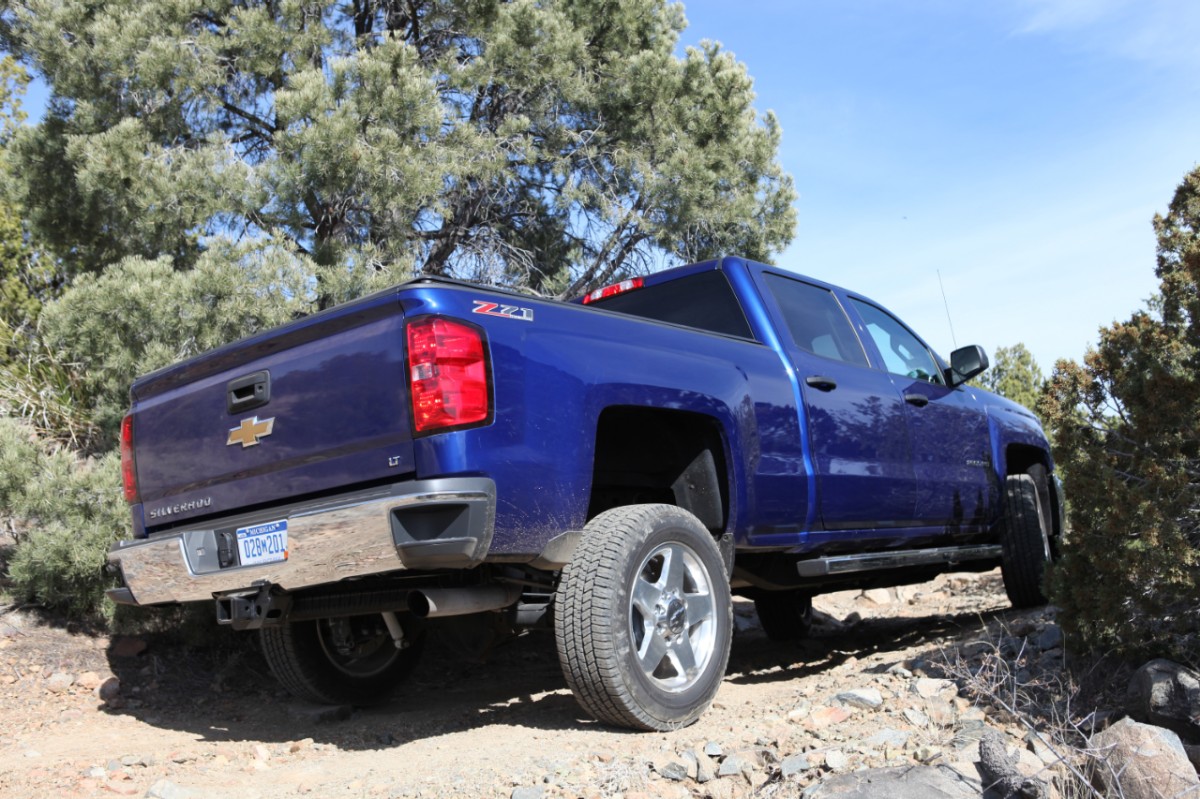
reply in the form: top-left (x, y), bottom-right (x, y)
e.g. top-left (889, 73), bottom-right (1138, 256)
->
top-left (948, 345), bottom-right (989, 387)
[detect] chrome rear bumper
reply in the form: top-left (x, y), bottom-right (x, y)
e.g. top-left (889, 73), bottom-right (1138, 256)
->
top-left (107, 477), bottom-right (495, 606)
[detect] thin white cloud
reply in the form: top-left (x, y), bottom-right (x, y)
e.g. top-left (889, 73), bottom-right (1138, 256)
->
top-left (1014, 0), bottom-right (1200, 69)
top-left (1018, 0), bottom-right (1124, 32)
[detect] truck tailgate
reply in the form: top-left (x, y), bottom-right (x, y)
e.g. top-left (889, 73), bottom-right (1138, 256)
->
top-left (130, 293), bottom-right (415, 532)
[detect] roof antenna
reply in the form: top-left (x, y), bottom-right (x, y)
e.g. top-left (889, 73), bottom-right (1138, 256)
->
top-left (937, 270), bottom-right (958, 350)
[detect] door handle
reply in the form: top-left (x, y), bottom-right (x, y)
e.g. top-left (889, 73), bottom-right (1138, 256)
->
top-left (904, 393), bottom-right (930, 407)
top-left (805, 375), bottom-right (838, 392)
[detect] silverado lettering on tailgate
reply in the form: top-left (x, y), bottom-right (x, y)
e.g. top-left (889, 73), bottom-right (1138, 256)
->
top-left (148, 497), bottom-right (213, 520)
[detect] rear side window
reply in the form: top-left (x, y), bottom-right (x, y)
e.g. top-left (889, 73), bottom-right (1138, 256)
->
top-left (589, 270), bottom-right (754, 339)
top-left (764, 274), bottom-right (868, 367)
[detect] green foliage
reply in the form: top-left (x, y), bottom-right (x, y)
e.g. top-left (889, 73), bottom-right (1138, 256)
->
top-left (0, 318), bottom-right (97, 451)
top-left (2, 0), bottom-right (795, 294)
top-left (0, 54), bottom-right (50, 329)
top-left (1042, 166), bottom-right (1200, 661)
top-left (0, 195), bottom-right (38, 327)
top-left (0, 418), bottom-right (126, 619)
top-left (978, 343), bottom-right (1045, 420)
top-left (36, 241), bottom-right (317, 447)
top-left (0, 415), bottom-right (39, 527)
top-left (0, 54), bottom-right (28, 141)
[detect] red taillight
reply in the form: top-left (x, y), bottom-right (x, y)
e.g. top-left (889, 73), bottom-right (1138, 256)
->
top-left (581, 277), bottom-right (644, 305)
top-left (406, 317), bottom-right (491, 434)
top-left (120, 414), bottom-right (139, 503)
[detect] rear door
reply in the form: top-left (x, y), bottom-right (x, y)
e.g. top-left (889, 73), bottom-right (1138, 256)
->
top-left (759, 273), bottom-right (918, 529)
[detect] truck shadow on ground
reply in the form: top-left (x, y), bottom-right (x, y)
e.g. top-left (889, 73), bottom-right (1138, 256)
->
top-left (727, 606), bottom-right (1011, 687)
top-left (98, 604), bottom-right (1013, 752)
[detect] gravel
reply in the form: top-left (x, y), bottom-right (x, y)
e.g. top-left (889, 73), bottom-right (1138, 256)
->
top-left (0, 570), bottom-right (1100, 799)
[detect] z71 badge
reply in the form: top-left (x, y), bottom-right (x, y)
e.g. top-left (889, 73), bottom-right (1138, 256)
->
top-left (472, 300), bottom-right (534, 322)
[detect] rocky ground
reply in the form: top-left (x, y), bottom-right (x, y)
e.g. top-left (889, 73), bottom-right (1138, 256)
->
top-left (0, 570), bottom-right (1089, 799)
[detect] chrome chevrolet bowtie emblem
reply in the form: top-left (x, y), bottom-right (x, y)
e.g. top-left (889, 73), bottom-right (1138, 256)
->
top-left (227, 416), bottom-right (275, 448)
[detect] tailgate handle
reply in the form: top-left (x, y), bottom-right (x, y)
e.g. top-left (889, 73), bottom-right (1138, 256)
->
top-left (227, 370), bottom-right (271, 414)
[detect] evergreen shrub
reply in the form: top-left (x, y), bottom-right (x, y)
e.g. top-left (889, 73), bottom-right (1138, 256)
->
top-left (1043, 166), bottom-right (1200, 661)
top-left (1, 418), bottom-right (125, 619)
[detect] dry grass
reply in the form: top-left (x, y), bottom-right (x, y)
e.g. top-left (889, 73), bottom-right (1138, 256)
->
top-left (941, 621), bottom-right (1178, 799)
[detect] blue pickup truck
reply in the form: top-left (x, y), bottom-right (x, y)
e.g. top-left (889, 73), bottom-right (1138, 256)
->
top-left (107, 256), bottom-right (1062, 731)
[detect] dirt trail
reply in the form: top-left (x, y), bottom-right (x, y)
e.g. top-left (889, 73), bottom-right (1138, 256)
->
top-left (0, 570), bottom-right (1047, 798)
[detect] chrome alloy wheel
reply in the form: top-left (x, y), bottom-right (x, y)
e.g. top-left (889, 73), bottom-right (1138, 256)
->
top-left (629, 541), bottom-right (717, 693)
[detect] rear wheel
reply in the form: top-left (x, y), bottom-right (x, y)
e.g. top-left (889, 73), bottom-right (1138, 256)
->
top-left (555, 504), bottom-right (732, 731)
top-left (1000, 471), bottom-right (1052, 608)
top-left (753, 590), bottom-right (814, 641)
top-left (259, 613), bottom-right (423, 705)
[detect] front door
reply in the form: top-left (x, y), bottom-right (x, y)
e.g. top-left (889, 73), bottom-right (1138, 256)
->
top-left (848, 299), bottom-right (992, 530)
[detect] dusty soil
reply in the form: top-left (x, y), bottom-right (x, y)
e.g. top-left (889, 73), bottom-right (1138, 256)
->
top-left (0, 569), bottom-right (1064, 799)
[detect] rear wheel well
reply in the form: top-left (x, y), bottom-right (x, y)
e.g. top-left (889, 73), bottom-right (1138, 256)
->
top-left (587, 407), bottom-right (729, 535)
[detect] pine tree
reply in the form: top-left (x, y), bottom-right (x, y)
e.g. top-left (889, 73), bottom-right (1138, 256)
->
top-left (2, 0), bottom-right (796, 299)
top-left (979, 343), bottom-right (1045, 419)
top-left (0, 55), bottom-right (40, 328)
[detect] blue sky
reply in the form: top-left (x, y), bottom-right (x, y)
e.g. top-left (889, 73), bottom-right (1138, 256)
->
top-left (678, 0), bottom-right (1200, 372)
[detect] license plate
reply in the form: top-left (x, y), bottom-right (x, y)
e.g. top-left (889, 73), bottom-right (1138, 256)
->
top-left (236, 519), bottom-right (288, 566)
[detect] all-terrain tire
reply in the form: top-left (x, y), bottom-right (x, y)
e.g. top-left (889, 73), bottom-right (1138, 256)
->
top-left (554, 504), bottom-right (733, 731)
top-left (753, 590), bottom-right (814, 642)
top-left (1000, 473), bottom-right (1052, 609)
top-left (259, 614), bottom-right (422, 705)
top-left (1026, 462), bottom-right (1060, 558)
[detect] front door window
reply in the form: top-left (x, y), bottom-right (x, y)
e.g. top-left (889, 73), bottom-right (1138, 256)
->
top-left (850, 300), bottom-right (943, 385)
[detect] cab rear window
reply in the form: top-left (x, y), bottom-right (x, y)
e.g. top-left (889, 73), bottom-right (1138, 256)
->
top-left (588, 270), bottom-right (754, 339)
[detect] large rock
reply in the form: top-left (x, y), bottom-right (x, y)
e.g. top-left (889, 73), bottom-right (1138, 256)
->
top-left (1127, 658), bottom-right (1200, 743)
top-left (801, 765), bottom-right (981, 799)
top-left (978, 729), bottom-right (1047, 799)
top-left (1089, 718), bottom-right (1200, 799)
top-left (95, 676), bottom-right (121, 703)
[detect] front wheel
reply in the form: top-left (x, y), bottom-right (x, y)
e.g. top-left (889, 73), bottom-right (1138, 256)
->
top-left (259, 614), bottom-right (423, 705)
top-left (554, 504), bottom-right (733, 731)
top-left (1000, 471), bottom-right (1053, 609)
